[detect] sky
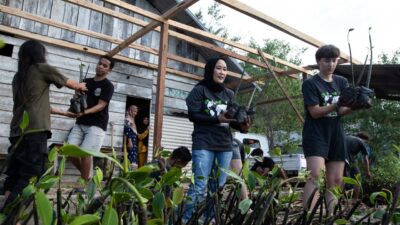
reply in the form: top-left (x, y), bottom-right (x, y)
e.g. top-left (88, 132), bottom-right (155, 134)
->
top-left (188, 0), bottom-right (400, 66)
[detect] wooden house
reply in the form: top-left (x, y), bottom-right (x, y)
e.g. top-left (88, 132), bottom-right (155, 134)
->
top-left (0, 0), bottom-right (352, 173)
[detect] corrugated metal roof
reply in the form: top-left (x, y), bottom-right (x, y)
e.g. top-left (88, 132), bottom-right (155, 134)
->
top-left (334, 64), bottom-right (400, 101)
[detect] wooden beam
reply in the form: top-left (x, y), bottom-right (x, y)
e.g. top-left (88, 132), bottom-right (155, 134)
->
top-left (170, 31), bottom-right (283, 74)
top-left (61, 0), bottom-right (290, 78)
top-left (258, 48), bottom-right (304, 124)
top-left (0, 5), bottom-right (158, 56)
top-left (153, 22), bottom-right (169, 151)
top-left (104, 0), bottom-right (313, 75)
top-left (0, 25), bottom-right (203, 81)
top-left (108, 0), bottom-right (198, 56)
top-left (215, 0), bottom-right (360, 64)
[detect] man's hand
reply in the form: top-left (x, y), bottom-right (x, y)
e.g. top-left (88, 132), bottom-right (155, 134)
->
top-left (77, 82), bottom-right (87, 91)
top-left (64, 111), bottom-right (77, 118)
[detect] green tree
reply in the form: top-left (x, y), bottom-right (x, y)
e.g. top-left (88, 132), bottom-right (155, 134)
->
top-left (237, 39), bottom-right (307, 151)
top-left (377, 49), bottom-right (400, 64)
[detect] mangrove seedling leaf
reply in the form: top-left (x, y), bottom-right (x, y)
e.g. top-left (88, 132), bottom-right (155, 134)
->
top-left (372, 208), bottom-right (385, 219)
top-left (334, 218), bottom-right (348, 224)
top-left (273, 146), bottom-right (282, 156)
top-left (370, 191), bottom-right (387, 204)
top-left (343, 176), bottom-right (358, 186)
top-left (239, 198), bottom-right (252, 215)
top-left (152, 192), bottom-right (165, 219)
top-left (244, 145), bottom-right (251, 155)
top-left (86, 180), bottom-right (97, 201)
top-left (147, 219), bottom-right (163, 225)
top-left (220, 167), bottom-right (244, 183)
top-left (38, 175), bottom-right (60, 190)
top-left (102, 205), bottom-right (118, 225)
top-left (19, 111), bottom-right (29, 131)
top-left (138, 187), bottom-right (154, 200)
top-left (93, 167), bottom-right (103, 189)
top-left (69, 214), bottom-right (100, 225)
top-left (247, 171), bottom-right (256, 191)
top-left (22, 184), bottom-right (35, 198)
top-left (172, 186), bottom-right (185, 206)
top-left (161, 167), bottom-right (182, 185)
top-left (35, 191), bottom-right (53, 225)
top-left (48, 147), bottom-right (57, 163)
top-left (58, 156), bottom-right (66, 177)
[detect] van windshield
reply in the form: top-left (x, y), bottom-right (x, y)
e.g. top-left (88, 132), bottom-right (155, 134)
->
top-left (243, 138), bottom-right (261, 149)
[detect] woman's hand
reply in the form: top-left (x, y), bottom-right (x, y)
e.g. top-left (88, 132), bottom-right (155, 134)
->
top-left (218, 112), bottom-right (237, 123)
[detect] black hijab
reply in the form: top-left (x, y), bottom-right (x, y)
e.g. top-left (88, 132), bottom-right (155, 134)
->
top-left (197, 57), bottom-right (226, 92)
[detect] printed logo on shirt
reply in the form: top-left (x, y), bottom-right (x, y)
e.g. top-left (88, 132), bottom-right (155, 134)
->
top-left (321, 92), bottom-right (339, 117)
top-left (204, 99), bottom-right (227, 117)
top-left (94, 88), bottom-right (102, 97)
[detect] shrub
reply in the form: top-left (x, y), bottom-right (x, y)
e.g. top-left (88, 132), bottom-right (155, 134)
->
top-left (365, 152), bottom-right (400, 194)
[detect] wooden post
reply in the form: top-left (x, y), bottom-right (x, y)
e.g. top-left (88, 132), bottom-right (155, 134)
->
top-left (257, 48), bottom-right (305, 124)
top-left (152, 22), bottom-right (169, 155)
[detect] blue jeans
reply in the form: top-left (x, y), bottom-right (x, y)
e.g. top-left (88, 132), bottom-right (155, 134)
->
top-left (183, 149), bottom-right (233, 220)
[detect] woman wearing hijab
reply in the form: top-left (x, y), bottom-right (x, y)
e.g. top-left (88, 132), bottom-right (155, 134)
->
top-left (183, 57), bottom-right (250, 221)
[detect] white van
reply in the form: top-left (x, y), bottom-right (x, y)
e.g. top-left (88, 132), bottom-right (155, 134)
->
top-left (232, 132), bottom-right (269, 157)
top-left (233, 132), bottom-right (306, 176)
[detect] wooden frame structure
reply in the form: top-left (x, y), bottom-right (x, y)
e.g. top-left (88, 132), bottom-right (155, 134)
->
top-left (0, 0), bottom-right (356, 149)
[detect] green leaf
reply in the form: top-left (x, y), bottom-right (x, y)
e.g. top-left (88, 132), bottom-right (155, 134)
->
top-left (343, 176), bottom-right (358, 186)
top-left (58, 156), bottom-right (66, 177)
top-left (0, 39), bottom-right (5, 49)
top-left (244, 145), bottom-right (251, 155)
top-left (59, 144), bottom-right (123, 169)
top-left (38, 176), bottom-right (60, 190)
top-left (86, 180), bottom-right (97, 201)
top-left (242, 160), bottom-right (249, 180)
top-left (69, 214), bottom-right (100, 225)
top-left (238, 199), bottom-right (252, 215)
top-left (147, 218), bottom-right (163, 225)
top-left (138, 187), bottom-right (154, 200)
top-left (19, 111), bottom-right (29, 131)
top-left (273, 147), bottom-right (281, 156)
top-left (161, 167), bottom-right (182, 185)
top-left (219, 167), bottom-right (244, 183)
top-left (152, 192), bottom-right (165, 219)
top-left (35, 191), bottom-right (53, 225)
top-left (102, 205), bottom-right (118, 225)
top-left (334, 218), bottom-right (348, 224)
top-left (370, 191), bottom-right (387, 204)
top-left (172, 186), bottom-right (185, 206)
top-left (112, 192), bottom-right (132, 203)
top-left (372, 208), bottom-right (385, 219)
top-left (247, 171), bottom-right (256, 191)
top-left (93, 167), bottom-right (103, 189)
top-left (22, 184), bottom-right (35, 198)
top-left (48, 147), bottom-right (58, 163)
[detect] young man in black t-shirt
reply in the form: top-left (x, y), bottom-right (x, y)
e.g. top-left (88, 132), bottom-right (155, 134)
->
top-left (67, 55), bottom-right (115, 181)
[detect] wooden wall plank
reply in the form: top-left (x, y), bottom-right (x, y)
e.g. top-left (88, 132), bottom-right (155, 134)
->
top-left (111, 7), bottom-right (130, 57)
top-left (87, 0), bottom-right (103, 49)
top-left (48, 0), bottom-right (65, 39)
top-left (61, 3), bottom-right (79, 42)
top-left (75, 5), bottom-right (91, 45)
top-left (0, 0), bottom-right (6, 22)
top-left (34, 0), bottom-right (52, 35)
top-left (99, 2), bottom-right (114, 51)
top-left (2, 0), bottom-right (23, 28)
top-left (20, 0), bottom-right (38, 32)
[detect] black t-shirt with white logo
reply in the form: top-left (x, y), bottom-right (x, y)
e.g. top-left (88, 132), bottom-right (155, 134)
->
top-left (77, 78), bottom-right (114, 131)
top-left (302, 74), bottom-right (349, 160)
top-left (186, 84), bottom-right (234, 151)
